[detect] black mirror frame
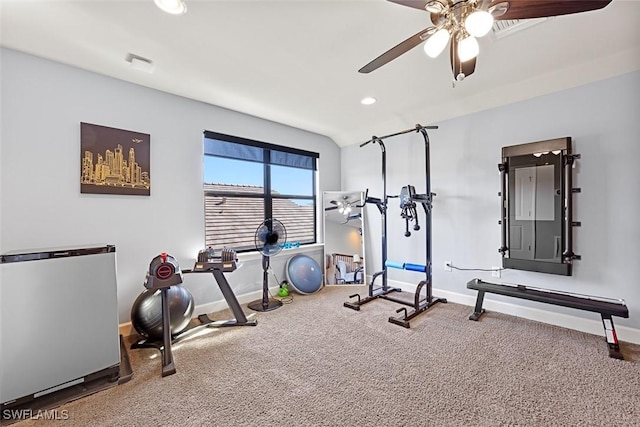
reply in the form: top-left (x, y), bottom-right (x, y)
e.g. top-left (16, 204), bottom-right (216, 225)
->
top-left (499, 137), bottom-right (581, 276)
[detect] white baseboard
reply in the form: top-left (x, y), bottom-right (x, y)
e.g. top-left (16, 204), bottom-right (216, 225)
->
top-left (119, 286), bottom-right (280, 337)
top-left (385, 278), bottom-right (640, 345)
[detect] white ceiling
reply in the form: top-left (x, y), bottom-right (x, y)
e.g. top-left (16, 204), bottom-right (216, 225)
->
top-left (1, 0), bottom-right (639, 147)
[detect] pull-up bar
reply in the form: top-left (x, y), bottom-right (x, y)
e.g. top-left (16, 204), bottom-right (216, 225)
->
top-left (360, 124), bottom-right (439, 147)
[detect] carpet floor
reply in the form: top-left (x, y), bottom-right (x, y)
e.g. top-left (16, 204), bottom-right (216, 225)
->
top-left (12, 285), bottom-right (640, 426)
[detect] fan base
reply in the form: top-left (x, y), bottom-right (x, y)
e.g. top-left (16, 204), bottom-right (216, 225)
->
top-left (247, 298), bottom-right (283, 312)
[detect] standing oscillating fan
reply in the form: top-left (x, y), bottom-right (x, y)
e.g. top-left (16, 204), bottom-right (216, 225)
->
top-left (248, 218), bottom-right (287, 312)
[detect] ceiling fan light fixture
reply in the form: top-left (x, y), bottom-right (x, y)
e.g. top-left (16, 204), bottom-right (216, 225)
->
top-left (154, 0), bottom-right (187, 15)
top-left (464, 10), bottom-right (494, 37)
top-left (458, 35), bottom-right (479, 62)
top-left (423, 28), bottom-right (450, 58)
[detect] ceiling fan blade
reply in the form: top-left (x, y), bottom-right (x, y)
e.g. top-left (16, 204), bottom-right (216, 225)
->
top-left (325, 205), bottom-right (339, 211)
top-left (359, 26), bottom-right (436, 74)
top-left (386, 0), bottom-right (451, 26)
top-left (450, 37), bottom-right (476, 80)
top-left (491, 0), bottom-right (612, 21)
top-left (386, 0), bottom-right (431, 11)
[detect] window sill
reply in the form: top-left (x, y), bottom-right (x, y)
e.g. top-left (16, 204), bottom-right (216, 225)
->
top-left (237, 243), bottom-right (324, 262)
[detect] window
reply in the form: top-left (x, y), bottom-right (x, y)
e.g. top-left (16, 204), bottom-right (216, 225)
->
top-left (203, 131), bottom-right (318, 252)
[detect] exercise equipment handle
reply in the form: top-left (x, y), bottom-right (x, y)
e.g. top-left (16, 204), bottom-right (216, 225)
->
top-left (385, 260), bottom-right (405, 270)
top-left (385, 260), bottom-right (427, 273)
top-left (405, 263), bottom-right (427, 273)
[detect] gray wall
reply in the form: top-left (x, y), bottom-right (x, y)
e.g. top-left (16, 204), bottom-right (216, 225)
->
top-left (342, 70), bottom-right (640, 333)
top-left (2, 46), bottom-right (638, 339)
top-left (0, 48), bottom-right (340, 323)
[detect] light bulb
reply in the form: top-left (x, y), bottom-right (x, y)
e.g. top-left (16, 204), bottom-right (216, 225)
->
top-left (458, 35), bottom-right (479, 62)
top-left (423, 28), bottom-right (450, 58)
top-left (464, 10), bottom-right (494, 37)
top-left (154, 0), bottom-right (187, 15)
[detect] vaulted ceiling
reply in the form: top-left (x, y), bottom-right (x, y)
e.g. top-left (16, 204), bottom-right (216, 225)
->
top-left (1, 0), bottom-right (639, 146)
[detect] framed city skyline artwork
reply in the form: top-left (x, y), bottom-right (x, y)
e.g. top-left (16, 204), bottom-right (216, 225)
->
top-left (80, 122), bottom-right (151, 196)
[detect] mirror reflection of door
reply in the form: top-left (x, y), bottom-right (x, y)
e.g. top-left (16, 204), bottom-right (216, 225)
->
top-left (323, 191), bottom-right (365, 285)
top-left (511, 165), bottom-right (537, 260)
top-left (509, 155), bottom-right (562, 263)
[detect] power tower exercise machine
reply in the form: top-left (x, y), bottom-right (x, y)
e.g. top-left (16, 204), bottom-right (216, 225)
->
top-left (344, 124), bottom-right (446, 327)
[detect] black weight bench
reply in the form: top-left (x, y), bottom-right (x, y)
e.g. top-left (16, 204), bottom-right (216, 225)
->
top-left (467, 278), bottom-right (629, 359)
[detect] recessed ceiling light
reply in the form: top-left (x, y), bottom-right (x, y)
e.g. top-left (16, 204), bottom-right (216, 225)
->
top-left (154, 0), bottom-right (187, 15)
top-left (361, 97), bottom-right (376, 105)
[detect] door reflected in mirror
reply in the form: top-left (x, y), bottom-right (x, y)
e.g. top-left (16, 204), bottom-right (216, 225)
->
top-left (323, 191), bottom-right (365, 285)
top-left (509, 155), bottom-right (562, 262)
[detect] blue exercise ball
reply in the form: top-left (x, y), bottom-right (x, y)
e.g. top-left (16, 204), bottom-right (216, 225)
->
top-left (285, 254), bottom-right (323, 294)
top-left (131, 285), bottom-right (194, 340)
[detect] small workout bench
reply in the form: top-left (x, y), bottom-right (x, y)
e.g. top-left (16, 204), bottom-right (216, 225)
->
top-left (467, 278), bottom-right (629, 359)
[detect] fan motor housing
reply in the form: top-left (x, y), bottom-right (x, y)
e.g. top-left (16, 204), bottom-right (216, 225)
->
top-left (255, 219), bottom-right (287, 256)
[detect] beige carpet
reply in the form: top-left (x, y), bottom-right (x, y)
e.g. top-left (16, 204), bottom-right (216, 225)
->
top-left (14, 286), bottom-right (640, 426)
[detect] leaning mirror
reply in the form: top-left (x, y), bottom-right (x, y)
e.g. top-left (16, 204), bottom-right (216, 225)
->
top-left (323, 191), bottom-right (366, 285)
top-left (499, 137), bottom-right (580, 276)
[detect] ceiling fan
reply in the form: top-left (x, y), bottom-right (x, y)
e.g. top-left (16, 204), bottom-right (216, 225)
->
top-left (325, 195), bottom-right (364, 216)
top-left (359, 0), bottom-right (613, 81)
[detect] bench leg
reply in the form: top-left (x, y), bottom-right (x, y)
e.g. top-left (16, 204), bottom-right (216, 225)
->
top-left (469, 290), bottom-right (486, 321)
top-left (601, 315), bottom-right (624, 360)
